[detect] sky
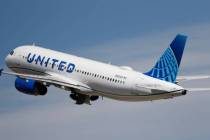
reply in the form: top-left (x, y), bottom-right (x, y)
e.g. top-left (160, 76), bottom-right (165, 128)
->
top-left (0, 0), bottom-right (210, 140)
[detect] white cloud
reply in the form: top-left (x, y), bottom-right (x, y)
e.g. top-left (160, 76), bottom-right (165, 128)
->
top-left (1, 93), bottom-right (210, 140)
top-left (1, 23), bottom-right (210, 140)
top-left (71, 23), bottom-right (210, 73)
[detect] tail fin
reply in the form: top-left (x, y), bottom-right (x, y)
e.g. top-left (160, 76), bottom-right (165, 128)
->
top-left (144, 34), bottom-right (187, 83)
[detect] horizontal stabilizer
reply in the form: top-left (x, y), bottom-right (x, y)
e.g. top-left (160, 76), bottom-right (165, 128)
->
top-left (177, 75), bottom-right (210, 82)
top-left (187, 88), bottom-right (210, 92)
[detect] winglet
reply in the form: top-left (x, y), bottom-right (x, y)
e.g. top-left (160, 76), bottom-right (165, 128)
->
top-left (0, 69), bottom-right (3, 76)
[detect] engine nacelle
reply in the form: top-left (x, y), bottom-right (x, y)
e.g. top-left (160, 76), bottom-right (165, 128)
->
top-left (15, 77), bottom-right (47, 96)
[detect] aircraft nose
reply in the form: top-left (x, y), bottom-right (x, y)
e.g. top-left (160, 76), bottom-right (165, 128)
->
top-left (5, 54), bottom-right (12, 67)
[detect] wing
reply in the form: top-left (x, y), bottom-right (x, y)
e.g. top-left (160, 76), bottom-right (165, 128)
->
top-left (177, 75), bottom-right (210, 82)
top-left (0, 69), bottom-right (92, 93)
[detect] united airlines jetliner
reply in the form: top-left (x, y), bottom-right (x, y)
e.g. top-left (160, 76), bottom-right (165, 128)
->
top-left (1, 34), bottom-right (210, 105)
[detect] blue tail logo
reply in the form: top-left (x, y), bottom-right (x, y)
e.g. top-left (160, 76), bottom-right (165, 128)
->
top-left (144, 34), bottom-right (187, 83)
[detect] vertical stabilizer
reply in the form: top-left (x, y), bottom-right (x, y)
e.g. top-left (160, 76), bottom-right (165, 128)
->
top-left (144, 34), bottom-right (187, 83)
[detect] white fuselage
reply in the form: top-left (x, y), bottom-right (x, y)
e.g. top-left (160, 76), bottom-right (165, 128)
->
top-left (5, 46), bottom-right (186, 101)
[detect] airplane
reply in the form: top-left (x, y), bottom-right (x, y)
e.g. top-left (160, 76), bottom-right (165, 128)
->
top-left (1, 34), bottom-right (210, 105)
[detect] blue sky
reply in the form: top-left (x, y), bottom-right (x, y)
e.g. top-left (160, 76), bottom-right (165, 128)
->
top-left (1, 0), bottom-right (210, 140)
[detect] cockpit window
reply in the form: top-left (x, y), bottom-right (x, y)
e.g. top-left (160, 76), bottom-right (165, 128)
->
top-left (10, 50), bottom-right (14, 55)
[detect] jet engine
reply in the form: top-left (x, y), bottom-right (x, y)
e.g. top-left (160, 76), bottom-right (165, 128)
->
top-left (15, 77), bottom-right (47, 96)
